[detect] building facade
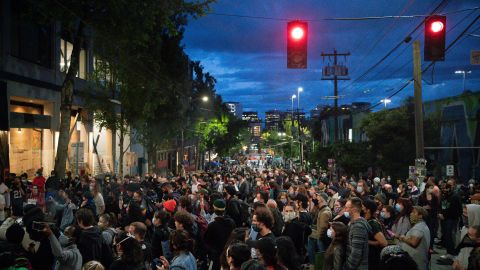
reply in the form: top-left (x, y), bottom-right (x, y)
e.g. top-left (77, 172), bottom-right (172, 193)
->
top-left (0, 0), bottom-right (145, 179)
top-left (225, 101), bottom-right (243, 118)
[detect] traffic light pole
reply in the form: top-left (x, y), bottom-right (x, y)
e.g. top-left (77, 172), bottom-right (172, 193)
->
top-left (321, 50), bottom-right (350, 142)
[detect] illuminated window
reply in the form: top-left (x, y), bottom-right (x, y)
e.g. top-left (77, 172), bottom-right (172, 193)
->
top-left (60, 39), bottom-right (87, 79)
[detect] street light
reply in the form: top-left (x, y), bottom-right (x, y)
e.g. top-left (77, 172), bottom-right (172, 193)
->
top-left (291, 94), bottom-right (296, 120)
top-left (455, 70), bottom-right (472, 92)
top-left (381, 98), bottom-right (392, 108)
top-left (297, 87), bottom-right (303, 110)
top-left (201, 96), bottom-right (209, 102)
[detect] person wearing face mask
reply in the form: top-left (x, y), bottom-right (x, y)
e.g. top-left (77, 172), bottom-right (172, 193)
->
top-left (445, 204), bottom-right (480, 269)
top-left (418, 183), bottom-right (440, 250)
top-left (331, 199), bottom-right (349, 226)
top-left (355, 180), bottom-right (370, 200)
top-left (307, 192), bottom-right (332, 265)
top-left (323, 222), bottom-right (348, 270)
top-left (327, 186), bottom-right (340, 210)
top-left (396, 206), bottom-right (430, 270)
top-left (343, 197), bottom-right (371, 270)
top-left (151, 210), bottom-right (173, 260)
top-left (380, 205), bottom-right (395, 231)
top-left (282, 203), bottom-right (311, 258)
top-left (439, 180), bottom-right (463, 255)
top-left (44, 224), bottom-right (82, 270)
top-left (247, 207), bottom-right (276, 260)
top-left (276, 192), bottom-right (289, 212)
top-left (362, 199), bottom-right (388, 270)
top-left (391, 198), bottom-right (412, 236)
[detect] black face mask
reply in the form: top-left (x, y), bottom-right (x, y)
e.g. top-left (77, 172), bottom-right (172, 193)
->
top-left (312, 199), bottom-right (319, 206)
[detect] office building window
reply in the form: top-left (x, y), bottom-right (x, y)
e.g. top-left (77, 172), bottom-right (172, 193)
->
top-left (10, 1), bottom-right (53, 68)
top-left (60, 39), bottom-right (87, 79)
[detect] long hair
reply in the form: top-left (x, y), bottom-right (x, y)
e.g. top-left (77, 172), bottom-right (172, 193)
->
top-left (276, 236), bottom-right (301, 270)
top-left (394, 197), bottom-right (413, 224)
top-left (324, 222), bottom-right (348, 259)
top-left (114, 232), bottom-right (144, 265)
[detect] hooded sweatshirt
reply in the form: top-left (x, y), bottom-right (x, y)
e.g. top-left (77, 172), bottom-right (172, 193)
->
top-left (77, 226), bottom-right (112, 267)
top-left (455, 204), bottom-right (480, 269)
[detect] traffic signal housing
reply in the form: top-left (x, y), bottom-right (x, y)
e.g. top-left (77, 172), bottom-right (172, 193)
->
top-left (424, 15), bottom-right (446, 61)
top-left (287, 20), bottom-right (308, 68)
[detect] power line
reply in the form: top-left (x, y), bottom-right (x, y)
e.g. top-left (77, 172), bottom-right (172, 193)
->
top-left (337, 0), bottom-right (450, 97)
top-left (343, 7), bottom-right (479, 101)
top-left (353, 13), bottom-right (480, 114)
top-left (206, 6), bottom-right (479, 22)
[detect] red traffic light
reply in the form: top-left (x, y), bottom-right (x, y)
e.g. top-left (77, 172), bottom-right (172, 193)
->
top-left (291, 26), bottom-right (305, 40)
top-left (287, 21), bottom-right (308, 69)
top-left (430, 21), bottom-right (444, 33)
top-left (424, 15), bottom-right (446, 61)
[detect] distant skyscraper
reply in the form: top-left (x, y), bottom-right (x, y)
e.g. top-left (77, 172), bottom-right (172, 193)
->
top-left (265, 109), bottom-right (283, 131)
top-left (242, 111), bottom-right (260, 122)
top-left (225, 102), bottom-right (243, 118)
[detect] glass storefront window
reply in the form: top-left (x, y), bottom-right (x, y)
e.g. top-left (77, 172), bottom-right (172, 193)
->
top-left (9, 104), bottom-right (42, 177)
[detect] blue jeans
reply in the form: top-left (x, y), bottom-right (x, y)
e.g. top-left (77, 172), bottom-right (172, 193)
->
top-left (307, 237), bottom-right (325, 264)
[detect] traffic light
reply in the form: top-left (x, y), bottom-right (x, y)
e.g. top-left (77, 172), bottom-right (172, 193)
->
top-left (287, 20), bottom-right (308, 68)
top-left (424, 15), bottom-right (446, 61)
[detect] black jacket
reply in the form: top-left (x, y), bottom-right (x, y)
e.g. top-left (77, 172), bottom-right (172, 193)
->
top-left (77, 226), bottom-right (112, 267)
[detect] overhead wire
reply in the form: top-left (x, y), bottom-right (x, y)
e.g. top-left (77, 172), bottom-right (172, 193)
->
top-left (206, 6), bottom-right (479, 22)
top-left (343, 7), bottom-right (479, 101)
top-left (353, 13), bottom-right (480, 114)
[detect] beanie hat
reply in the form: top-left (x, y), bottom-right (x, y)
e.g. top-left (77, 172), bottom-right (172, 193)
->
top-left (6, 223), bottom-right (25, 244)
top-left (317, 192), bottom-right (329, 203)
top-left (163, 199), bottom-right (177, 213)
top-left (213, 199), bottom-right (226, 211)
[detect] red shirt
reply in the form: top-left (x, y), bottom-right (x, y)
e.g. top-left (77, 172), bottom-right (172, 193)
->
top-left (32, 176), bottom-right (46, 193)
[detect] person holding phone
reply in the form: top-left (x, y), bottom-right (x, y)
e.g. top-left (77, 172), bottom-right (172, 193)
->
top-left (157, 229), bottom-right (196, 270)
top-left (43, 224), bottom-right (82, 270)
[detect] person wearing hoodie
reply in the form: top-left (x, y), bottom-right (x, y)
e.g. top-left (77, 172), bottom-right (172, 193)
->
top-left (204, 199), bottom-right (236, 270)
top-left (44, 224), bottom-right (82, 270)
top-left (76, 208), bottom-right (112, 268)
top-left (344, 197), bottom-right (371, 270)
top-left (449, 204), bottom-right (480, 270)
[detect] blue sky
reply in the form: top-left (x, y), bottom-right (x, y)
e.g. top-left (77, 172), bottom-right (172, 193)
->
top-left (183, 0), bottom-right (480, 118)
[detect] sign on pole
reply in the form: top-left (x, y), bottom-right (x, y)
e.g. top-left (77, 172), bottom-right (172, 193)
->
top-left (409, 166), bottom-right (416, 179)
top-left (471, 50), bottom-right (480, 65)
top-left (446, 165), bottom-right (454, 176)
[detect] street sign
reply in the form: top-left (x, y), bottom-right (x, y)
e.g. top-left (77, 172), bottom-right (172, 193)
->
top-left (409, 166), bottom-right (416, 179)
top-left (327, 158), bottom-right (335, 168)
top-left (471, 50), bottom-right (480, 65)
top-left (446, 165), bottom-right (454, 176)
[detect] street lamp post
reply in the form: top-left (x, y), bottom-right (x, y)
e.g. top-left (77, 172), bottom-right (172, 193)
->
top-left (291, 94), bottom-right (296, 127)
top-left (296, 87), bottom-right (304, 170)
top-left (183, 96), bottom-right (209, 173)
top-left (455, 70), bottom-right (472, 92)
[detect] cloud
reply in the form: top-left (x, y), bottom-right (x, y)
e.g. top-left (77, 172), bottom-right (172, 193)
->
top-left (183, 0), bottom-right (480, 115)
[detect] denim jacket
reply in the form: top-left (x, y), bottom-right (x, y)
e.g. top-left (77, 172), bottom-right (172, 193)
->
top-left (170, 251), bottom-right (197, 270)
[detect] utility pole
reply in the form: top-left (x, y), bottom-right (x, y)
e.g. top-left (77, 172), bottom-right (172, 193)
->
top-left (413, 41), bottom-right (424, 159)
top-left (413, 40), bottom-right (426, 185)
top-left (321, 49), bottom-right (350, 142)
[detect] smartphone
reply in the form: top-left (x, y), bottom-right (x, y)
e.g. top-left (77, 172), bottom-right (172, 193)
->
top-left (386, 229), bottom-right (395, 237)
top-left (32, 221), bottom-right (46, 231)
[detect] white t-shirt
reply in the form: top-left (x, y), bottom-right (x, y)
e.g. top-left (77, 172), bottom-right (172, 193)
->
top-left (400, 221), bottom-right (430, 270)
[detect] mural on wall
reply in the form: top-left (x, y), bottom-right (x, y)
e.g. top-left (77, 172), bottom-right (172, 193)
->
top-left (424, 92), bottom-right (480, 182)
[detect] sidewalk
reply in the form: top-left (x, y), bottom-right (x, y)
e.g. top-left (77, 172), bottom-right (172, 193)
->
top-left (430, 246), bottom-right (453, 270)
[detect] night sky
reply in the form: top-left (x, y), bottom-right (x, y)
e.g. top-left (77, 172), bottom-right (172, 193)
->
top-left (183, 0), bottom-right (480, 118)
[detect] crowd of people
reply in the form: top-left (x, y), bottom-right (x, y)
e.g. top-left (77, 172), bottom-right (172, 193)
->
top-left (0, 164), bottom-right (479, 270)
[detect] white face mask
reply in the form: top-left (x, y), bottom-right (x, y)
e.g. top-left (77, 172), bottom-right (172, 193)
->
top-left (356, 186), bottom-right (363, 193)
top-left (283, 212), bottom-right (296, 222)
top-left (327, 228), bottom-right (333, 238)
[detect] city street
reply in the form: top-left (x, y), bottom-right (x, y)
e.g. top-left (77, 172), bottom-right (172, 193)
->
top-left (0, 1), bottom-right (479, 270)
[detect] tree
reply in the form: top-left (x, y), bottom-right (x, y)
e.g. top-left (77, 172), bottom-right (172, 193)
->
top-left (25, 0), bottom-right (214, 177)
